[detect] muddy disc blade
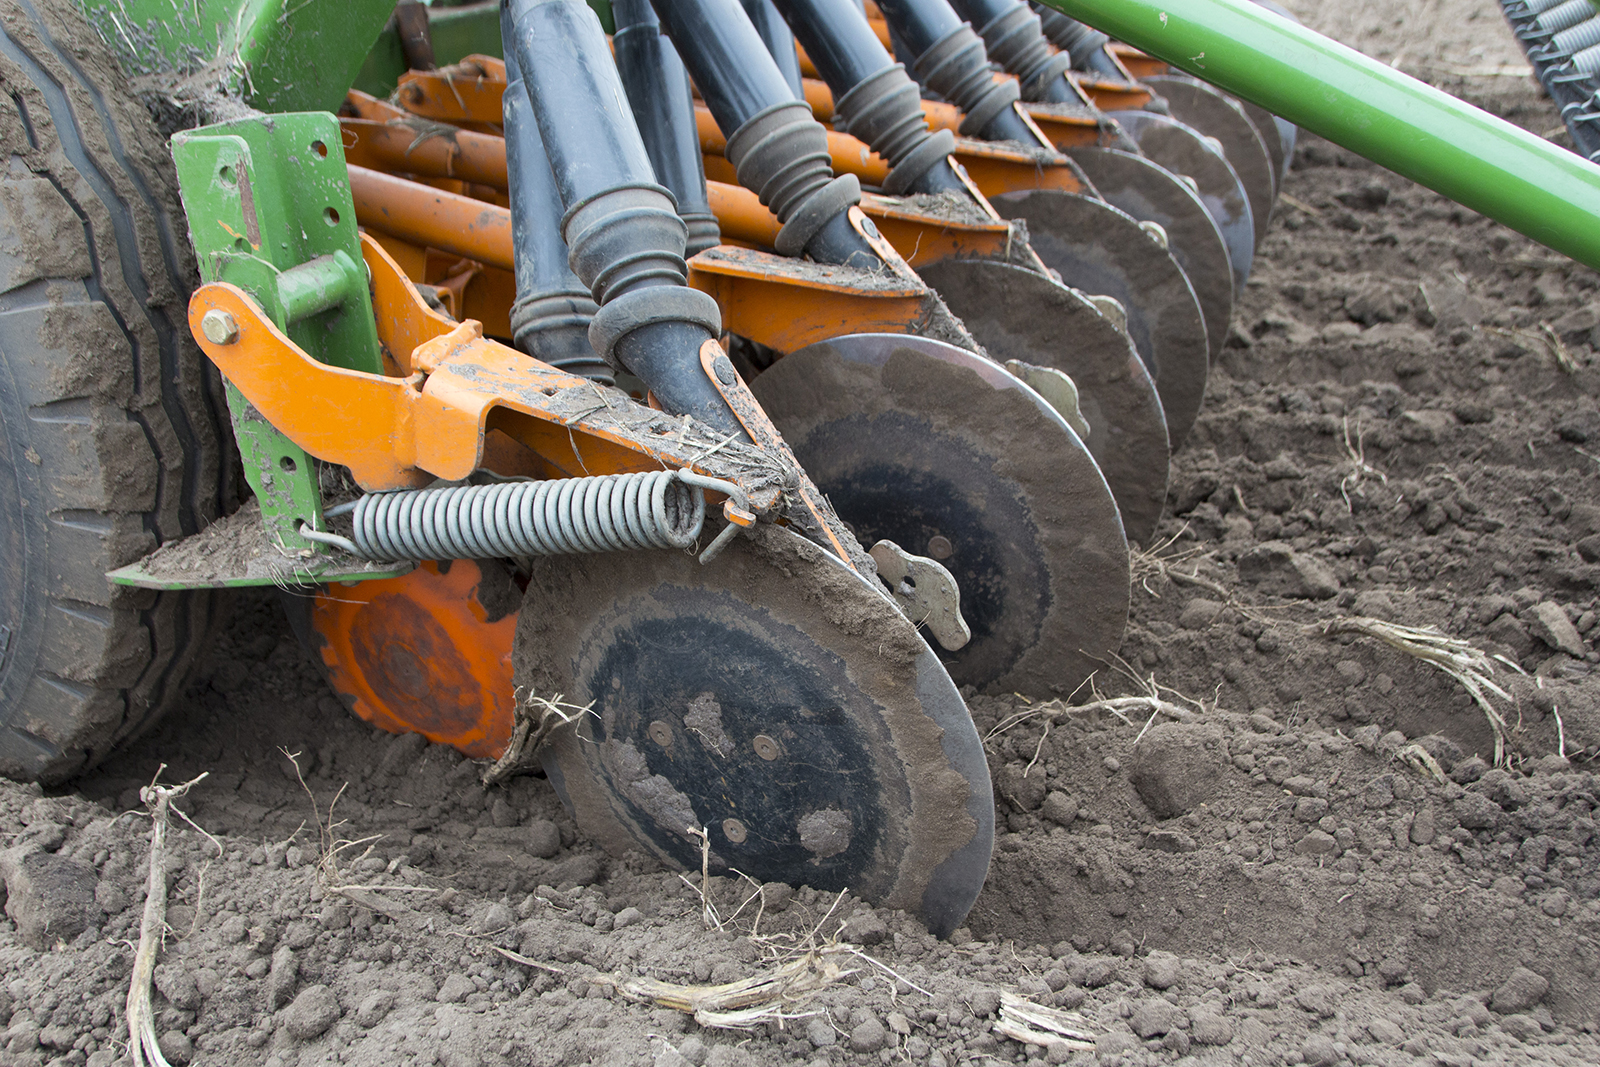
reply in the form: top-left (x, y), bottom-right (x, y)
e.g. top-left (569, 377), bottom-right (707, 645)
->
top-left (1240, 0), bottom-right (1301, 184)
top-left (1142, 75), bottom-right (1276, 252)
top-left (1107, 109), bottom-right (1255, 292)
top-left (914, 259), bottom-right (1170, 538)
top-left (1237, 98), bottom-right (1293, 196)
top-left (1065, 147), bottom-right (1233, 365)
top-left (750, 333), bottom-right (1130, 691)
top-left (989, 191), bottom-right (1208, 451)
top-left (521, 523), bottom-right (994, 937)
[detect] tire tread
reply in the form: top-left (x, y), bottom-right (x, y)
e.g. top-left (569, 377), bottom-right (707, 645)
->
top-left (0, 0), bottom-right (231, 781)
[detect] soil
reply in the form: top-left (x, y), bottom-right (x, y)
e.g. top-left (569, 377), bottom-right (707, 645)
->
top-left (7, 3), bottom-right (1600, 1067)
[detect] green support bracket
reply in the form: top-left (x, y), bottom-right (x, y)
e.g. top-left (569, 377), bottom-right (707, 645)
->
top-left (77, 0), bottom-right (395, 113)
top-left (171, 112), bottom-right (383, 375)
top-left (120, 110), bottom-right (407, 588)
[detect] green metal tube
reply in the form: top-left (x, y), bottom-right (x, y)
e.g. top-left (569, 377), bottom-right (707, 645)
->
top-left (1038, 0), bottom-right (1600, 271)
top-left (276, 253), bottom-right (357, 326)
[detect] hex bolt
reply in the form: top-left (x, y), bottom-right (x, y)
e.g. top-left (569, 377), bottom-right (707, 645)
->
top-left (200, 309), bottom-right (239, 345)
top-left (722, 817), bottom-right (748, 843)
top-left (752, 734), bottom-right (779, 761)
top-left (927, 535), bottom-right (954, 560)
top-left (647, 720), bottom-right (673, 747)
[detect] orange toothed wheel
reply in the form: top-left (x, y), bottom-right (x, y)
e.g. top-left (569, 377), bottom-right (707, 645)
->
top-left (310, 560), bottom-right (519, 759)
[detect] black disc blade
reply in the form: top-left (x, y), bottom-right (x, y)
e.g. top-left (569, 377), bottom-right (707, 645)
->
top-left (1142, 74), bottom-right (1277, 252)
top-left (1237, 98), bottom-right (1291, 195)
top-left (1065, 146), bottom-right (1233, 365)
top-left (990, 190), bottom-right (1209, 451)
top-left (1107, 109), bottom-right (1256, 292)
top-left (750, 334), bottom-right (1130, 695)
top-left (915, 259), bottom-right (1171, 541)
top-left (522, 523), bottom-right (994, 938)
top-left (1241, 0), bottom-right (1298, 190)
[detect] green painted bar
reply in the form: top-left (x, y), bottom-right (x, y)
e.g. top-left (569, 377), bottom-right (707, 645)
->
top-left (1038, 0), bottom-right (1600, 271)
top-left (78, 0), bottom-right (393, 112)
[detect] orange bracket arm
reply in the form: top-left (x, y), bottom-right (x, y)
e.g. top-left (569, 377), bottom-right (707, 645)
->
top-left (191, 235), bottom-right (776, 494)
top-left (394, 56), bottom-right (506, 127)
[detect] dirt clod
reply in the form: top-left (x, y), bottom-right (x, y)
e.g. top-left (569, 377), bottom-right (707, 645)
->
top-left (1492, 967), bottom-right (1552, 1014)
top-left (282, 983), bottom-right (341, 1040)
top-left (0, 849), bottom-right (96, 950)
top-left (1128, 722), bottom-right (1227, 817)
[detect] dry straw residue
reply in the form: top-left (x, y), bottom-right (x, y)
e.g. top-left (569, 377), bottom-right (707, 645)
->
top-left (1320, 616), bottom-right (1514, 765)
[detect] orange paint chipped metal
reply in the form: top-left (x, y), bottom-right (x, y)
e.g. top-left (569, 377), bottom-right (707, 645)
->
top-left (312, 559), bottom-right (517, 759)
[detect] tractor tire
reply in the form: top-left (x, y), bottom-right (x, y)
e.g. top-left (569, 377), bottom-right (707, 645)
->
top-left (0, 0), bottom-right (233, 782)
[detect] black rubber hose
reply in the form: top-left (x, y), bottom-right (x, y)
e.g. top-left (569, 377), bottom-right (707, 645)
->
top-left (650, 0), bottom-right (883, 267)
top-left (612, 0), bottom-right (721, 255)
top-left (646, 0), bottom-right (798, 140)
top-left (875, 0), bottom-right (1042, 142)
top-left (503, 0), bottom-right (742, 437)
top-left (771, 0), bottom-right (969, 194)
top-left (949, 0), bottom-right (1076, 104)
top-left (1031, 3), bottom-right (1123, 79)
top-left (875, 0), bottom-right (958, 55)
top-left (739, 0), bottom-right (805, 99)
top-left (771, 0), bottom-right (890, 90)
top-left (501, 10), bottom-right (609, 381)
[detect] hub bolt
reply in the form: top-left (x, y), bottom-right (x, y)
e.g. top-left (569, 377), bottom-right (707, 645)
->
top-left (200, 309), bottom-right (238, 345)
top-left (647, 720), bottom-right (673, 747)
top-left (752, 734), bottom-right (779, 761)
top-left (722, 818), bottom-right (748, 843)
top-left (927, 535), bottom-right (953, 560)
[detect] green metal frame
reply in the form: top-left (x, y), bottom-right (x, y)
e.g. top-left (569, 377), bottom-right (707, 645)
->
top-left (1040, 0), bottom-right (1600, 272)
top-left (110, 111), bottom-right (406, 587)
top-left (353, 0), bottom-right (505, 99)
top-left (77, 0), bottom-right (395, 113)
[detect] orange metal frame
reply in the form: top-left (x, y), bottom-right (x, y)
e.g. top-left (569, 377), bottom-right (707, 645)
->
top-left (337, 110), bottom-right (1027, 353)
top-left (394, 56), bottom-right (506, 130)
top-left (1107, 43), bottom-right (1168, 81)
top-left (194, 231), bottom-right (788, 506)
top-left (692, 103), bottom-right (1085, 202)
top-left (798, 72), bottom-right (1107, 151)
top-left (381, 56), bottom-right (1092, 201)
top-left (312, 559), bottom-right (519, 759)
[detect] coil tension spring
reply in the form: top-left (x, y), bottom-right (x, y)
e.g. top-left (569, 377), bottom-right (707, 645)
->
top-left (301, 469), bottom-right (753, 565)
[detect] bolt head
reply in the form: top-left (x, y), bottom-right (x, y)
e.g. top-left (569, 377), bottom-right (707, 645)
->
top-left (200, 309), bottom-right (238, 345)
top-left (927, 535), bottom-right (954, 560)
top-left (722, 818), bottom-right (748, 844)
top-left (752, 734), bottom-right (780, 761)
top-left (647, 720), bottom-right (673, 747)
